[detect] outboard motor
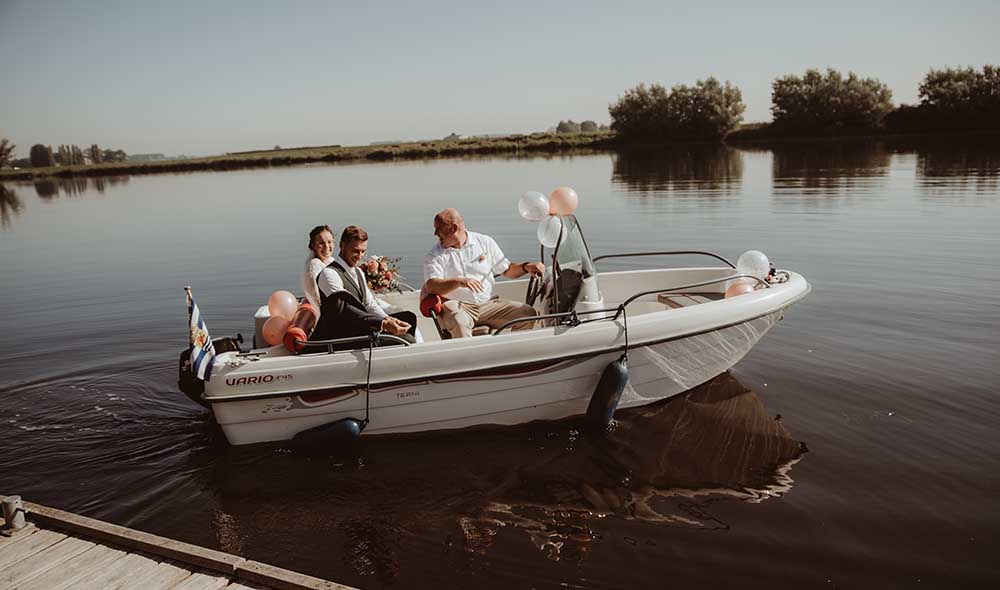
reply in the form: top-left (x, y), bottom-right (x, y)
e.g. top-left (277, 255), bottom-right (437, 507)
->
top-left (177, 349), bottom-right (208, 408)
top-left (585, 354), bottom-right (629, 433)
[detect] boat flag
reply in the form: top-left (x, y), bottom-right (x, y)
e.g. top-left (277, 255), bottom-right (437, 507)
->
top-left (185, 287), bottom-right (215, 381)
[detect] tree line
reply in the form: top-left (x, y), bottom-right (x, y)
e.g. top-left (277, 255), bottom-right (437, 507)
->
top-left (0, 140), bottom-right (128, 169)
top-left (554, 120), bottom-right (608, 134)
top-left (607, 65), bottom-right (1000, 142)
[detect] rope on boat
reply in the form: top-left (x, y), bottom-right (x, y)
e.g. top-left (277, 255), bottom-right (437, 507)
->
top-left (361, 332), bottom-right (376, 430)
top-left (620, 304), bottom-right (630, 359)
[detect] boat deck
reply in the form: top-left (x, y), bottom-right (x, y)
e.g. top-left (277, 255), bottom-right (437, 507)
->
top-left (609, 291), bottom-right (725, 316)
top-left (0, 497), bottom-right (356, 590)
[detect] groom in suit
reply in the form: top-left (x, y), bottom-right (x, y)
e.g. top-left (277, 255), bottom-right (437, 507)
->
top-left (311, 225), bottom-right (417, 345)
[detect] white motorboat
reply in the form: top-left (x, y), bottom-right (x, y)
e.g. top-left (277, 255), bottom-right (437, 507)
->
top-left (179, 215), bottom-right (810, 446)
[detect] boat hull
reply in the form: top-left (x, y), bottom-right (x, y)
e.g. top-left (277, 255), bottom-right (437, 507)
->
top-left (209, 310), bottom-right (783, 446)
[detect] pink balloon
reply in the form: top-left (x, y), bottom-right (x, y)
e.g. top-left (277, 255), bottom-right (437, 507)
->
top-left (724, 279), bottom-right (755, 299)
top-left (267, 290), bottom-right (298, 319)
top-left (549, 186), bottom-right (579, 216)
top-left (262, 315), bottom-right (290, 346)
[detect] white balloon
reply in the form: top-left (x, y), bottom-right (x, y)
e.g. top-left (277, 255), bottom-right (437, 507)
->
top-left (537, 216), bottom-right (563, 249)
top-left (518, 191), bottom-right (550, 221)
top-left (736, 250), bottom-right (770, 281)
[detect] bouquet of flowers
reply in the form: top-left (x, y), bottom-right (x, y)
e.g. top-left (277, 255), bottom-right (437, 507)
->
top-left (361, 255), bottom-right (403, 294)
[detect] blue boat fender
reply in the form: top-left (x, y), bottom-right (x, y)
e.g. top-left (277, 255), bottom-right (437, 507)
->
top-left (585, 354), bottom-right (629, 432)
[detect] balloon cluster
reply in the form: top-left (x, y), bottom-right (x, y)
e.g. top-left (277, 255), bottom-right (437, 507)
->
top-left (725, 250), bottom-right (770, 298)
top-left (262, 290), bottom-right (319, 351)
top-left (518, 187), bottom-right (579, 248)
top-left (262, 290), bottom-right (297, 345)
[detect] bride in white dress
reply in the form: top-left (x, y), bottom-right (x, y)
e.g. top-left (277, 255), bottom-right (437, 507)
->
top-left (302, 225), bottom-right (335, 312)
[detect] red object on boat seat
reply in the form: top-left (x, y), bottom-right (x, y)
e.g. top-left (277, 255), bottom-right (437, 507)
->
top-left (420, 294), bottom-right (444, 317)
top-left (283, 302), bottom-right (318, 352)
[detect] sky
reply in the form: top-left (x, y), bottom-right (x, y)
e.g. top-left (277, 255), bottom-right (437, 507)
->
top-left (1, 0), bottom-right (997, 157)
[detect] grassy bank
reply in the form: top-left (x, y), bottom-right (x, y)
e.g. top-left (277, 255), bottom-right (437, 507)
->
top-left (0, 132), bottom-right (616, 181)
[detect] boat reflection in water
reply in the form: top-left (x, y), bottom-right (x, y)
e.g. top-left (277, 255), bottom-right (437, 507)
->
top-left (460, 372), bottom-right (807, 561)
top-left (203, 372), bottom-right (805, 579)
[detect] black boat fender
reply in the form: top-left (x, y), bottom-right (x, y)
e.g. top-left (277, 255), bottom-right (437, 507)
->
top-left (585, 353), bottom-right (629, 432)
top-left (292, 417), bottom-right (366, 446)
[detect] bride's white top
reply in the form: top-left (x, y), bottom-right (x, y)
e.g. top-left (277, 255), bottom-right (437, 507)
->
top-left (301, 254), bottom-right (332, 311)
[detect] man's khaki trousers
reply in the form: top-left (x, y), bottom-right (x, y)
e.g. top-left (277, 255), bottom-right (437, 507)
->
top-left (440, 298), bottom-right (536, 338)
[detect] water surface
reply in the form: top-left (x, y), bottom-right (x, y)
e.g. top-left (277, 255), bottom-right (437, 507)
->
top-left (1, 140), bottom-right (998, 588)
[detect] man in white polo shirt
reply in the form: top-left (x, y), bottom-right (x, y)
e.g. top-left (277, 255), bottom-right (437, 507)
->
top-left (423, 208), bottom-right (543, 338)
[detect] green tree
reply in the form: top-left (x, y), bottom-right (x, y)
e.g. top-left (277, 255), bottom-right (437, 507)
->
top-left (917, 65), bottom-right (1000, 127)
top-left (29, 144), bottom-right (55, 167)
top-left (89, 144), bottom-right (102, 164)
top-left (580, 120), bottom-right (598, 132)
top-left (770, 68), bottom-right (893, 131)
top-left (556, 120), bottom-right (581, 134)
top-left (102, 148), bottom-right (127, 162)
top-left (609, 78), bottom-right (745, 142)
top-left (0, 138), bottom-right (16, 167)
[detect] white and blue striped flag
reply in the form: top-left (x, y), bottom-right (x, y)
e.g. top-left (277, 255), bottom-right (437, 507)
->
top-left (185, 287), bottom-right (216, 381)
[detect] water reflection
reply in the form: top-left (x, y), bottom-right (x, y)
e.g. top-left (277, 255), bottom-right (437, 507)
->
top-left (32, 175), bottom-right (130, 198)
top-left (200, 372), bottom-right (804, 580)
top-left (916, 141), bottom-right (1000, 198)
top-left (611, 146), bottom-right (743, 195)
top-left (33, 179), bottom-right (58, 199)
top-left (771, 141), bottom-right (891, 197)
top-left (464, 372), bottom-right (805, 561)
top-left (0, 184), bottom-right (23, 228)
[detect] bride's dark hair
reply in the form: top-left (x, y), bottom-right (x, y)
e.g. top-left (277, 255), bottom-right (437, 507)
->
top-left (308, 225), bottom-right (334, 251)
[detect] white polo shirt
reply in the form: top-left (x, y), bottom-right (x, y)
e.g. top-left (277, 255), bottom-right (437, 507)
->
top-left (423, 230), bottom-right (510, 304)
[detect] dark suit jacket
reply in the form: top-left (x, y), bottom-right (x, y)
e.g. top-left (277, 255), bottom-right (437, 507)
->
top-left (311, 261), bottom-right (382, 342)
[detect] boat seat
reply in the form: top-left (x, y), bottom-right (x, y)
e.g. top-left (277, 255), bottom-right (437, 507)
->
top-left (420, 294), bottom-right (490, 339)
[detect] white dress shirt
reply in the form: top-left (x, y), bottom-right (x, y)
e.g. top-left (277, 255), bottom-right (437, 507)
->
top-left (317, 255), bottom-right (388, 319)
top-left (423, 230), bottom-right (510, 304)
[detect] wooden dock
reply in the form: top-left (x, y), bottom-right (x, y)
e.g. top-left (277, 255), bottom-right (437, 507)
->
top-left (0, 495), bottom-right (358, 590)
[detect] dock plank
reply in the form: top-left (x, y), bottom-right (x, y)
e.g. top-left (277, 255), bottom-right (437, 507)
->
top-left (11, 544), bottom-right (124, 590)
top-left (0, 536), bottom-right (94, 589)
top-left (0, 529), bottom-right (67, 570)
top-left (0, 526), bottom-right (37, 551)
top-left (236, 560), bottom-right (357, 590)
top-left (6, 500), bottom-right (362, 590)
top-left (23, 502), bottom-right (244, 574)
top-left (168, 571), bottom-right (230, 590)
top-left (117, 561), bottom-right (193, 590)
top-left (71, 551), bottom-right (162, 590)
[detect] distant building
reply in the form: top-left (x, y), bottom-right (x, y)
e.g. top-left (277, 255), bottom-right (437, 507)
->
top-left (128, 153), bottom-right (166, 162)
top-left (443, 132), bottom-right (461, 141)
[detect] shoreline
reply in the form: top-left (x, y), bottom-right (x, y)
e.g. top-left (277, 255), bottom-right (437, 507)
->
top-left (0, 132), bottom-right (617, 181)
top-left (3, 128), bottom-right (997, 182)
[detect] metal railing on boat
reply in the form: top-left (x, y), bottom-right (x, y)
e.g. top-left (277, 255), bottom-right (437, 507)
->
top-left (492, 273), bottom-right (769, 335)
top-left (592, 250), bottom-right (737, 268)
top-left (293, 333), bottom-right (412, 354)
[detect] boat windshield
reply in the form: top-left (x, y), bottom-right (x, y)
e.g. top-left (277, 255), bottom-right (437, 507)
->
top-left (547, 215), bottom-right (596, 313)
top-left (553, 215), bottom-right (595, 278)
